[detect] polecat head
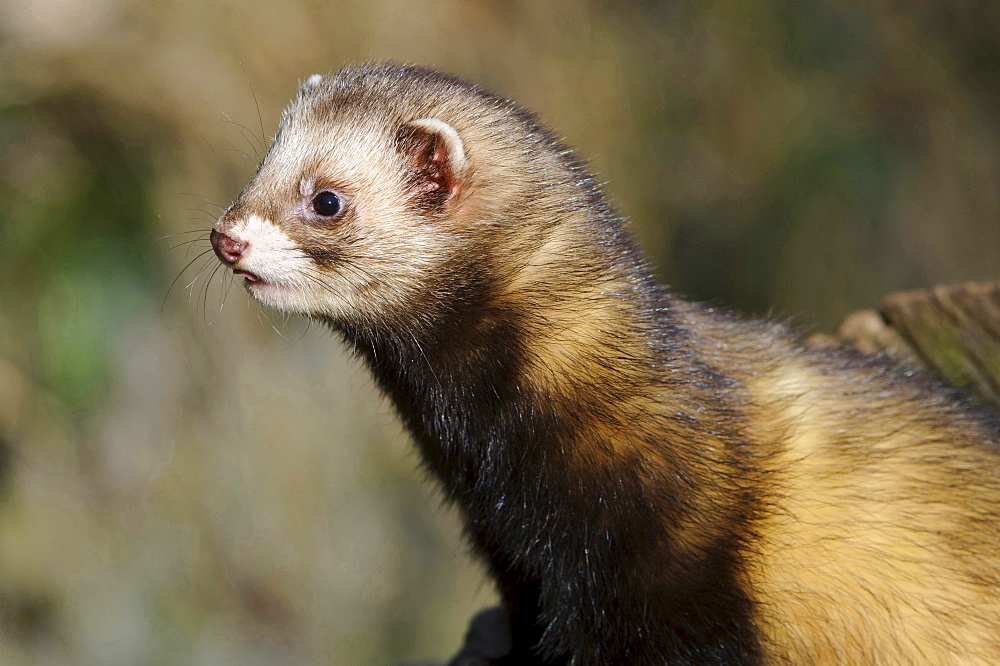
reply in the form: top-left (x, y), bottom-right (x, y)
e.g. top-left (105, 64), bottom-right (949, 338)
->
top-left (210, 63), bottom-right (577, 332)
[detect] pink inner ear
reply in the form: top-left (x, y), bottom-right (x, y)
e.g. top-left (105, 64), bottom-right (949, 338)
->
top-left (397, 122), bottom-right (461, 207)
top-left (417, 137), bottom-right (451, 195)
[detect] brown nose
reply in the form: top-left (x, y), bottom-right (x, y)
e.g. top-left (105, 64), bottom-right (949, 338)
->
top-left (210, 229), bottom-right (246, 264)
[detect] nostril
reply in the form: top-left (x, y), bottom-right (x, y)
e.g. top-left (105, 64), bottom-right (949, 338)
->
top-left (210, 229), bottom-right (247, 264)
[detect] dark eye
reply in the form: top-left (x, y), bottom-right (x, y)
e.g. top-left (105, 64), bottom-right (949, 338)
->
top-left (312, 191), bottom-right (342, 217)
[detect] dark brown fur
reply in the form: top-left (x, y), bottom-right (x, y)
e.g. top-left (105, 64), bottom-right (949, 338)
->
top-left (210, 63), bottom-right (1000, 664)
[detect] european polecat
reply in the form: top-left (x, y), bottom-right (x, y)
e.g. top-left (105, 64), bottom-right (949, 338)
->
top-left (208, 63), bottom-right (1000, 664)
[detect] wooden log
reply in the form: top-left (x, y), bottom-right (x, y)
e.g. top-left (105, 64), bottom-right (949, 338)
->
top-left (830, 281), bottom-right (1000, 408)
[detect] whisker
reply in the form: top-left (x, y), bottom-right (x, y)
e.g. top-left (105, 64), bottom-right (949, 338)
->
top-left (186, 254), bottom-right (219, 301)
top-left (217, 266), bottom-right (236, 315)
top-left (185, 239), bottom-right (211, 261)
top-left (217, 108), bottom-right (264, 156)
top-left (240, 61), bottom-right (269, 154)
top-left (285, 248), bottom-right (383, 286)
top-left (258, 309), bottom-right (289, 340)
top-left (221, 146), bottom-right (258, 164)
top-left (187, 205), bottom-right (223, 220)
top-left (152, 229), bottom-right (212, 243)
top-left (161, 248), bottom-right (215, 315)
top-left (165, 238), bottom-right (210, 253)
top-left (298, 268), bottom-right (343, 297)
top-left (282, 318), bottom-right (312, 351)
top-left (200, 134), bottom-right (234, 199)
top-left (201, 262), bottom-right (225, 325)
top-left (339, 261), bottom-right (382, 284)
top-left (173, 192), bottom-right (227, 213)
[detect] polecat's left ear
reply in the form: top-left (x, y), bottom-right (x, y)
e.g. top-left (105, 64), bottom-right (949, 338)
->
top-left (396, 118), bottom-right (468, 208)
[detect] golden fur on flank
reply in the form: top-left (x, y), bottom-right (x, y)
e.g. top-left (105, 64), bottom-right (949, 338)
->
top-left (209, 63), bottom-right (1000, 665)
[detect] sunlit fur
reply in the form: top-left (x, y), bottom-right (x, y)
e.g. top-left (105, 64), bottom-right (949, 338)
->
top-left (212, 63), bottom-right (1000, 665)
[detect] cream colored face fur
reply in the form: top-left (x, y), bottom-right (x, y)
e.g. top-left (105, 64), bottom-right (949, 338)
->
top-left (213, 75), bottom-right (466, 326)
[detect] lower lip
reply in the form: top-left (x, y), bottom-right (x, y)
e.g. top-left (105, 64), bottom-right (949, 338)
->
top-left (234, 268), bottom-right (263, 284)
top-left (233, 269), bottom-right (285, 299)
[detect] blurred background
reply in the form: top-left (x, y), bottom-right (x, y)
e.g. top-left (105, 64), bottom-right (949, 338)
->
top-left (0, 1), bottom-right (998, 663)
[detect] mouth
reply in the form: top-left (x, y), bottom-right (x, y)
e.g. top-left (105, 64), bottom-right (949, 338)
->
top-left (234, 268), bottom-right (264, 285)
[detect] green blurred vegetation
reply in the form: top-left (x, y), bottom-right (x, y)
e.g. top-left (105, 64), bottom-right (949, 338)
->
top-left (1, 95), bottom-right (165, 413)
top-left (0, 0), bottom-right (997, 664)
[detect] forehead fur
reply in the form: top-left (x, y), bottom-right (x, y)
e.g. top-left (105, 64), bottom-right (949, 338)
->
top-left (255, 66), bottom-right (470, 198)
top-left (268, 63), bottom-right (557, 178)
top-left (288, 63), bottom-right (489, 125)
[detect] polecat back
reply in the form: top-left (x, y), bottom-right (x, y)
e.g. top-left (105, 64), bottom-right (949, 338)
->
top-left (209, 63), bottom-right (1000, 665)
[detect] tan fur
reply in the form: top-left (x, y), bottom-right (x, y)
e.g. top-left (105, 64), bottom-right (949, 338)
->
top-left (664, 305), bottom-right (1000, 661)
top-left (735, 350), bottom-right (1000, 663)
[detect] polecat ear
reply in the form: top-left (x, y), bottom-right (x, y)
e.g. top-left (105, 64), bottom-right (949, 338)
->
top-left (396, 118), bottom-right (468, 208)
top-left (300, 73), bottom-right (324, 93)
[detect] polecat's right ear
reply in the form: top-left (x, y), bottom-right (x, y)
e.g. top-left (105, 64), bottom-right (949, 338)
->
top-left (395, 118), bottom-right (468, 209)
top-left (300, 73), bottom-right (324, 93)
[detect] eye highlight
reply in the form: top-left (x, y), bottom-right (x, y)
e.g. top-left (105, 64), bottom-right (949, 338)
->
top-left (312, 191), bottom-right (342, 217)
